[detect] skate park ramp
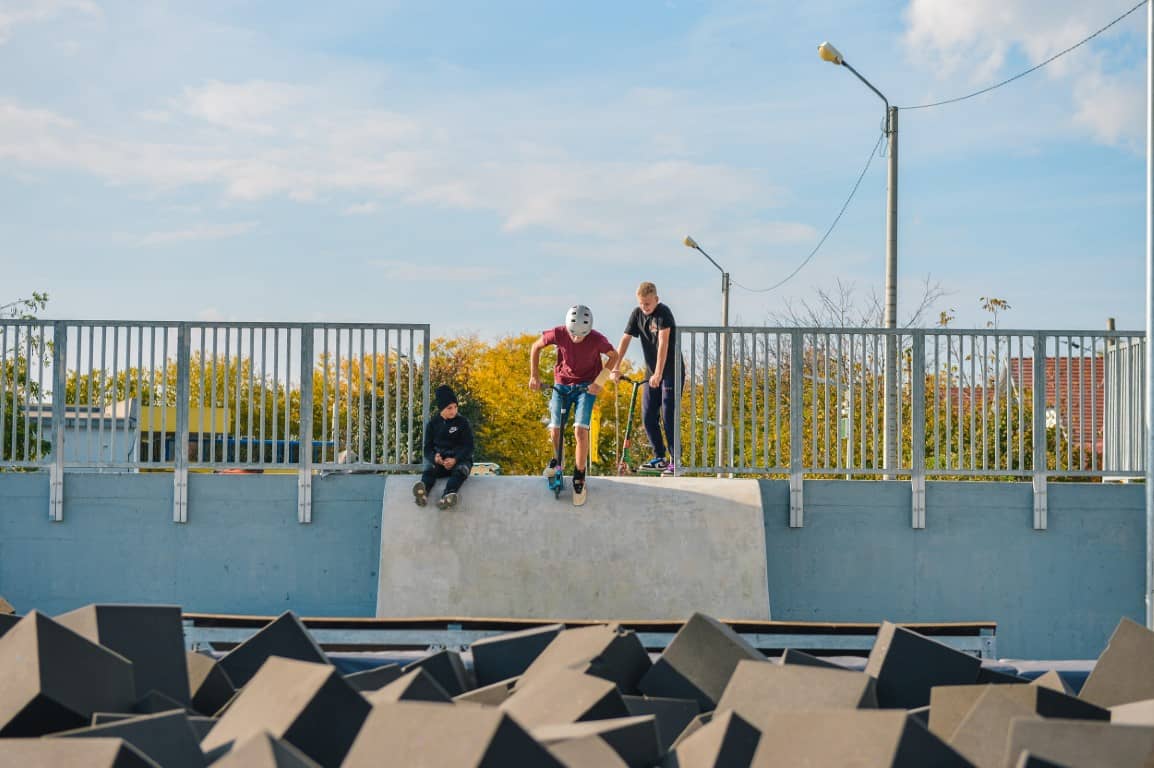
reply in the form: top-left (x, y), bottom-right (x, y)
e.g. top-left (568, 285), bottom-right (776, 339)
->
top-left (376, 475), bottom-right (771, 620)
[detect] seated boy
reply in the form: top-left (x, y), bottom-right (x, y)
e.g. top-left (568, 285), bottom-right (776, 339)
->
top-left (413, 385), bottom-right (474, 510)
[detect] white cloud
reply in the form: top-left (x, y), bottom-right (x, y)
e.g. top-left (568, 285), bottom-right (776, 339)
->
top-left (132, 221), bottom-right (256, 247)
top-left (0, 0), bottom-right (98, 44)
top-left (175, 80), bottom-right (313, 135)
top-left (903, 0), bottom-right (1146, 148)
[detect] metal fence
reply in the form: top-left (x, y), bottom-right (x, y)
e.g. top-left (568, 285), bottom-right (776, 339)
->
top-left (0, 320), bottom-right (429, 521)
top-left (675, 327), bottom-right (1145, 528)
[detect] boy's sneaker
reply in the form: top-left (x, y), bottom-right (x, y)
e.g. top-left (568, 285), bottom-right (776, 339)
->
top-left (662, 462), bottom-right (676, 476)
top-left (437, 492), bottom-right (458, 510)
top-left (572, 469), bottom-right (586, 495)
top-left (641, 457), bottom-right (668, 470)
top-left (543, 458), bottom-right (560, 476)
top-left (412, 481), bottom-right (428, 507)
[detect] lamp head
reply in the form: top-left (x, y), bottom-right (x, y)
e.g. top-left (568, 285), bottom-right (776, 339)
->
top-left (818, 42), bottom-right (844, 65)
top-left (683, 235), bottom-right (699, 250)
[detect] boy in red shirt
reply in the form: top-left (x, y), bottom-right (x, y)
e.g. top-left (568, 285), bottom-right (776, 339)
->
top-left (529, 304), bottom-right (619, 498)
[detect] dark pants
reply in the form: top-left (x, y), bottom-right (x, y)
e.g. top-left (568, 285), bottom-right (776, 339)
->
top-left (642, 377), bottom-right (680, 462)
top-left (421, 460), bottom-right (470, 495)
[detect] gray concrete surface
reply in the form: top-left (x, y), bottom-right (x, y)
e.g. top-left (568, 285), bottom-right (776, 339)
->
top-left (376, 475), bottom-right (772, 620)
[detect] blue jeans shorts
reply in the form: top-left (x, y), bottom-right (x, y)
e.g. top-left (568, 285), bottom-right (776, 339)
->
top-left (549, 385), bottom-right (596, 430)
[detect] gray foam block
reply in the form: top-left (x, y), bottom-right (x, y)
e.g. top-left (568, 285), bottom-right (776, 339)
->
top-left (622, 694), bottom-right (700, 754)
top-left (0, 737), bottom-right (160, 767)
top-left (548, 735), bottom-right (629, 767)
top-left (1005, 719), bottom-right (1154, 768)
top-left (186, 652), bottom-right (236, 718)
top-left (471, 623), bottom-right (564, 687)
top-left (0, 596), bottom-right (13, 615)
top-left (211, 731), bottom-right (322, 768)
top-left (57, 604), bottom-right (191, 705)
top-left (202, 657), bottom-right (370, 768)
top-left (455, 678), bottom-right (519, 707)
top-left (716, 659), bottom-right (877, 727)
top-left (929, 684), bottom-right (1108, 741)
top-left (343, 701), bottom-right (563, 767)
top-left (864, 622), bottom-right (981, 709)
top-left (1079, 618), bottom-right (1154, 708)
top-left (751, 710), bottom-right (969, 766)
top-left (638, 613), bottom-right (767, 710)
top-left (664, 710), bottom-right (760, 768)
top-left (502, 668), bottom-right (629, 729)
top-left (401, 649), bottom-right (473, 697)
top-left (365, 668), bottom-right (453, 705)
top-left (945, 686), bottom-right (1040, 768)
top-left (517, 624), bottom-right (652, 694)
top-left (532, 715), bottom-right (660, 767)
top-left (217, 612), bottom-right (329, 689)
top-left (0, 611), bottom-right (136, 736)
top-left (52, 709), bottom-right (205, 768)
top-left (342, 663), bottom-right (403, 693)
top-left (779, 648), bottom-right (849, 670)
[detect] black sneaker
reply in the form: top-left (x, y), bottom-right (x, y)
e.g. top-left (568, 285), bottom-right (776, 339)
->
top-left (412, 481), bottom-right (428, 507)
top-left (437, 492), bottom-right (458, 510)
top-left (543, 458), bottom-right (560, 476)
top-left (572, 469), bottom-right (585, 495)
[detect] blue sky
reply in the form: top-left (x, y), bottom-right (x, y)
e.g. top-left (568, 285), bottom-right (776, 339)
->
top-left (0, 0), bottom-right (1147, 339)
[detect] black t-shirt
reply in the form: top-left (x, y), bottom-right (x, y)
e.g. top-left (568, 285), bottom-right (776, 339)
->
top-left (624, 303), bottom-right (679, 380)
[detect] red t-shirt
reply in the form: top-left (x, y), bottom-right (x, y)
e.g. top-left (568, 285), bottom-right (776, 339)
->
top-left (541, 326), bottom-right (613, 384)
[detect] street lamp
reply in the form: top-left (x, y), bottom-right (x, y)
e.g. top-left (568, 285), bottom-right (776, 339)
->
top-left (684, 235), bottom-right (731, 472)
top-left (819, 41), bottom-right (900, 474)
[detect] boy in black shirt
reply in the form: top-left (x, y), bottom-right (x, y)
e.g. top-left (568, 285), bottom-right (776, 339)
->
top-left (610, 281), bottom-right (681, 474)
top-left (413, 385), bottom-right (474, 509)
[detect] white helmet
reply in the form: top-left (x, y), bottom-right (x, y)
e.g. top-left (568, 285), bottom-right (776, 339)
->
top-left (565, 304), bottom-right (593, 340)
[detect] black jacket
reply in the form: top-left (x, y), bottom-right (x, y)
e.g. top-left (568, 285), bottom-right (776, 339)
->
top-left (423, 413), bottom-right (475, 466)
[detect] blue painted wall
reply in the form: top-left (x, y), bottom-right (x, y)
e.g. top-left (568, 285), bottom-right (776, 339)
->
top-left (0, 474), bottom-right (1142, 659)
top-left (0, 473), bottom-right (382, 617)
top-left (759, 480), bottom-right (1145, 660)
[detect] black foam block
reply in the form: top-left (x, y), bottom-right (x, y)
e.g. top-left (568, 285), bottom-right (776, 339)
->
top-left (217, 612), bottom-right (329, 688)
top-left (188, 715), bottom-right (215, 742)
top-left (1014, 753), bottom-right (1068, 768)
top-left (455, 678), bottom-right (519, 707)
top-left (501, 667), bottom-right (629, 729)
top-left (1079, 618), bottom-right (1154, 708)
top-left (978, 665), bottom-right (1031, 685)
top-left (0, 611), bottom-right (136, 736)
top-left (93, 713), bottom-right (137, 726)
top-left (664, 710), bottom-right (760, 768)
top-left (669, 713), bottom-right (713, 751)
top-left (1006, 719), bottom-right (1154, 768)
top-left (0, 614), bottom-right (18, 640)
top-left (471, 623), bottom-right (564, 687)
top-left (202, 656), bottom-right (370, 768)
top-left (0, 737), bottom-right (158, 767)
top-left (716, 659), bottom-right (877, 727)
top-left (779, 648), bottom-right (848, 670)
top-left (343, 663), bottom-right (403, 693)
top-left (532, 714), bottom-right (660, 768)
top-left (343, 701), bottom-right (563, 767)
top-left (751, 710), bottom-right (969, 766)
top-left (211, 731), bottom-right (322, 768)
top-left (133, 689), bottom-right (191, 715)
top-left (186, 652), bottom-right (236, 717)
top-left (57, 604), bottom-right (191, 705)
top-left (366, 668), bottom-right (453, 704)
top-left (402, 649), bottom-right (473, 696)
top-left (518, 623), bottom-right (652, 694)
top-left (864, 622), bottom-right (981, 709)
top-left (907, 706), bottom-right (930, 725)
top-left (638, 613), bottom-right (766, 710)
top-left (52, 710), bottom-right (205, 768)
top-left (623, 695), bottom-right (700, 754)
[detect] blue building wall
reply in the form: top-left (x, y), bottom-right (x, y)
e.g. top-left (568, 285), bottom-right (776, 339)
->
top-left (0, 473), bottom-right (1143, 659)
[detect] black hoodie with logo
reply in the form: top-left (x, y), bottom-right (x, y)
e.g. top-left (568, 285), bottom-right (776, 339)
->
top-left (422, 412), bottom-right (475, 466)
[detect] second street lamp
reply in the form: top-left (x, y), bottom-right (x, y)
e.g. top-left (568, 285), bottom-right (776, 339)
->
top-left (684, 235), bottom-right (731, 472)
top-left (819, 41), bottom-right (900, 475)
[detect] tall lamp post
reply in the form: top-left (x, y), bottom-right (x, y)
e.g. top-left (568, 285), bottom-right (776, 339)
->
top-left (818, 41), bottom-right (900, 474)
top-left (684, 235), bottom-right (731, 472)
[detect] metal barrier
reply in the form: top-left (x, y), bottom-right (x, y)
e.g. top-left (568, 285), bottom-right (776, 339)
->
top-left (676, 327), bottom-right (1145, 528)
top-left (0, 320), bottom-right (430, 521)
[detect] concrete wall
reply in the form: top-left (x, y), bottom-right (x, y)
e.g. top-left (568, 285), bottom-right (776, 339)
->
top-left (760, 480), bottom-right (1145, 660)
top-left (0, 473), bottom-right (382, 617)
top-left (0, 473), bottom-right (1143, 659)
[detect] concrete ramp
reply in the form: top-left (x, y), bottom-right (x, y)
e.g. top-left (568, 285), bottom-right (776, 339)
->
top-left (376, 475), bottom-right (770, 620)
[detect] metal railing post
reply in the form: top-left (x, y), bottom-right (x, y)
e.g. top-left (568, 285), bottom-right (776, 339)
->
top-left (910, 331), bottom-right (926, 528)
top-left (173, 324), bottom-right (190, 523)
top-left (49, 322), bottom-right (67, 521)
top-left (1032, 333), bottom-right (1048, 530)
top-left (298, 329), bottom-right (315, 524)
top-left (790, 330), bottom-right (804, 527)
